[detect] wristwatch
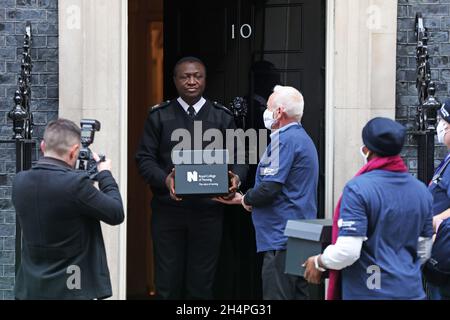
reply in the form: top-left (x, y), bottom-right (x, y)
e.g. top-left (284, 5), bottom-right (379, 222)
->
top-left (314, 255), bottom-right (326, 272)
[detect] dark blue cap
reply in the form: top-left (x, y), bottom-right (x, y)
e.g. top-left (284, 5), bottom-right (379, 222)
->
top-left (362, 117), bottom-right (406, 157)
top-left (439, 99), bottom-right (450, 123)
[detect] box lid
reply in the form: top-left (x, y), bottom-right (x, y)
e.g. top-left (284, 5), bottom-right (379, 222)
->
top-left (284, 219), bottom-right (333, 242)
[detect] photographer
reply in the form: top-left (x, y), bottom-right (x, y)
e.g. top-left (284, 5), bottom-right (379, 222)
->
top-left (12, 118), bottom-right (124, 300)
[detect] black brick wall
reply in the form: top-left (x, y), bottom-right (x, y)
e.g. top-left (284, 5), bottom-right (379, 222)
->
top-left (0, 0), bottom-right (58, 300)
top-left (397, 0), bottom-right (450, 176)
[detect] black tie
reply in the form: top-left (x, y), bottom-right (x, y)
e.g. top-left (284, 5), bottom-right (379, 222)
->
top-left (187, 106), bottom-right (196, 119)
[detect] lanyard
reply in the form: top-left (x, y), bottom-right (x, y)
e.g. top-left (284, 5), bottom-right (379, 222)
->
top-left (431, 153), bottom-right (450, 185)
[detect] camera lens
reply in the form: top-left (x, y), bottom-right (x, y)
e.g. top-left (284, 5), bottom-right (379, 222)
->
top-left (79, 150), bottom-right (89, 160)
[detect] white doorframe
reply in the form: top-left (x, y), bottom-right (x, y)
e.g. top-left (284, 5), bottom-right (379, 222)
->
top-left (118, 0), bottom-right (128, 301)
top-left (325, 0), bottom-right (335, 219)
top-left (59, 0), bottom-right (129, 300)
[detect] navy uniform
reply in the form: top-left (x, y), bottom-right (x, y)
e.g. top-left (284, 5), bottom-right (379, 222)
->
top-left (136, 97), bottom-right (248, 299)
top-left (339, 170), bottom-right (433, 299)
top-left (248, 123), bottom-right (318, 300)
top-left (428, 154), bottom-right (450, 300)
top-left (335, 118), bottom-right (433, 299)
top-left (429, 154), bottom-right (450, 216)
top-left (427, 100), bottom-right (450, 300)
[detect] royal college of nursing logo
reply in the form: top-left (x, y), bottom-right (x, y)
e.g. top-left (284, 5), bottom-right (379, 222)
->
top-left (187, 171), bottom-right (199, 183)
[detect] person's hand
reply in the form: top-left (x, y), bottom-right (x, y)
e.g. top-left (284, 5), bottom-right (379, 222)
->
top-left (213, 192), bottom-right (243, 205)
top-left (220, 171), bottom-right (241, 201)
top-left (433, 216), bottom-right (444, 234)
top-left (92, 152), bottom-right (111, 172)
top-left (303, 255), bottom-right (323, 285)
top-left (165, 169), bottom-right (182, 202)
top-left (241, 194), bottom-right (252, 213)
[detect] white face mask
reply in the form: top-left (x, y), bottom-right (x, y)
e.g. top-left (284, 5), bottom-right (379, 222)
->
top-left (360, 146), bottom-right (370, 164)
top-left (437, 120), bottom-right (448, 144)
top-left (263, 109), bottom-right (277, 130)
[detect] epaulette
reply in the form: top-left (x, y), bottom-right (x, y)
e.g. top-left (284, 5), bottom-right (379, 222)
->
top-left (149, 100), bottom-right (171, 114)
top-left (212, 101), bottom-right (233, 116)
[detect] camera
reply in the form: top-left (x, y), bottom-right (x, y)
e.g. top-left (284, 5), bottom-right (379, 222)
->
top-left (77, 119), bottom-right (105, 179)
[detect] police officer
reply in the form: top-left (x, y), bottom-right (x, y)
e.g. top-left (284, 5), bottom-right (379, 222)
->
top-left (426, 100), bottom-right (450, 299)
top-left (136, 57), bottom-right (248, 300)
top-left (303, 118), bottom-right (434, 300)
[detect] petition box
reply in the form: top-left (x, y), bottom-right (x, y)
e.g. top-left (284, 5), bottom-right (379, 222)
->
top-left (173, 149), bottom-right (229, 197)
top-left (284, 219), bottom-right (333, 277)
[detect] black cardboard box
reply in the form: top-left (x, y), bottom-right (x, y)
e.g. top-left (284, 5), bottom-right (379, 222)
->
top-left (173, 150), bottom-right (229, 197)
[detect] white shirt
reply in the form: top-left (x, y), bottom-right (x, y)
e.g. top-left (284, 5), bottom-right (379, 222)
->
top-left (320, 236), bottom-right (433, 270)
top-left (270, 122), bottom-right (299, 139)
top-left (177, 97), bottom-right (206, 116)
top-left (320, 237), bottom-right (365, 270)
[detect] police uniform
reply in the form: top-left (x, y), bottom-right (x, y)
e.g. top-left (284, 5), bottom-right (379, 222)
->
top-left (427, 101), bottom-right (450, 300)
top-left (136, 98), bottom-right (248, 299)
top-left (427, 100), bottom-right (450, 300)
top-left (429, 153), bottom-right (450, 216)
top-left (428, 154), bottom-right (450, 300)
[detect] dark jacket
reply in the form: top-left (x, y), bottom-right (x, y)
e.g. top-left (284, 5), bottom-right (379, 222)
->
top-left (12, 157), bottom-right (124, 300)
top-left (136, 98), bottom-right (248, 209)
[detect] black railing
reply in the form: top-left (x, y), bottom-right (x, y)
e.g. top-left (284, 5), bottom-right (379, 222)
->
top-left (8, 21), bottom-right (34, 140)
top-left (2, 21), bottom-right (37, 273)
top-left (412, 13), bottom-right (441, 185)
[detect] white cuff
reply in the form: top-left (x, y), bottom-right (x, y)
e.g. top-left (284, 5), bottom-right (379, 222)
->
top-left (321, 236), bottom-right (365, 270)
top-left (417, 237), bottom-right (433, 265)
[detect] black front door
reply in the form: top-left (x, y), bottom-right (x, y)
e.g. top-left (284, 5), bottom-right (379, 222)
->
top-left (164, 0), bottom-right (326, 299)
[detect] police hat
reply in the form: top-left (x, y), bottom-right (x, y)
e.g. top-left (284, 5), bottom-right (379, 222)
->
top-left (439, 99), bottom-right (450, 123)
top-left (362, 117), bottom-right (406, 157)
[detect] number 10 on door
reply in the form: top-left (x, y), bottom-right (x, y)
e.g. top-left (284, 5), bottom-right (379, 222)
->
top-left (232, 24), bottom-right (253, 39)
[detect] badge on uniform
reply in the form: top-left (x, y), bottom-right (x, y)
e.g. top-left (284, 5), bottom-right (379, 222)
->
top-left (260, 167), bottom-right (279, 176)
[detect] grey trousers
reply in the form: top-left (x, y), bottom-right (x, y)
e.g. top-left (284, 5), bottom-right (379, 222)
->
top-left (262, 250), bottom-right (309, 300)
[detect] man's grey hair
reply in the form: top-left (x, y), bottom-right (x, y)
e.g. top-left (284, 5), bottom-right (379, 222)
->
top-left (43, 118), bottom-right (81, 156)
top-left (272, 85), bottom-right (304, 122)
